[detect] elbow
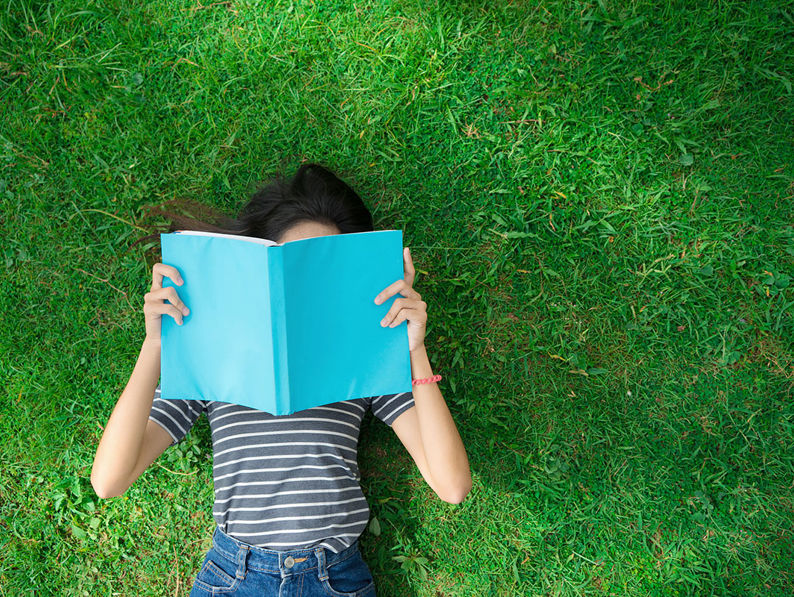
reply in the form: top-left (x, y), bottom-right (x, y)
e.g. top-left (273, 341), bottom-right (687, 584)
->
top-left (438, 477), bottom-right (473, 505)
top-left (90, 475), bottom-right (113, 500)
top-left (93, 482), bottom-right (123, 500)
top-left (90, 470), bottom-right (124, 500)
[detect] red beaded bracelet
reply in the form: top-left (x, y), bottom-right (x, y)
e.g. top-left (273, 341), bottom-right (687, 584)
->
top-left (412, 374), bottom-right (442, 386)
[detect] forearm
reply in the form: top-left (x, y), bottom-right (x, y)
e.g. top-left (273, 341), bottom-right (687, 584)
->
top-left (410, 344), bottom-right (471, 500)
top-left (91, 339), bottom-right (161, 494)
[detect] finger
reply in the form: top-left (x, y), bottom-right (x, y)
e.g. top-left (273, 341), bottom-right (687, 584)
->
top-left (374, 279), bottom-right (420, 305)
top-left (152, 263), bottom-right (184, 291)
top-left (403, 247), bottom-right (415, 287)
top-left (388, 306), bottom-right (428, 328)
top-left (164, 304), bottom-right (185, 325)
top-left (380, 298), bottom-right (425, 326)
top-left (163, 287), bottom-right (190, 313)
top-left (145, 287), bottom-right (190, 315)
top-left (163, 287), bottom-right (190, 315)
top-left (148, 302), bottom-right (185, 325)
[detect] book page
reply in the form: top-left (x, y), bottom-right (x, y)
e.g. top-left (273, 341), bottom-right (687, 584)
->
top-left (281, 229), bottom-right (411, 411)
top-left (174, 230), bottom-right (279, 246)
top-left (160, 230), bottom-right (279, 413)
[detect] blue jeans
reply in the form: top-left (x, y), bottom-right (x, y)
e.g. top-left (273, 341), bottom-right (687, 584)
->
top-left (188, 526), bottom-right (377, 597)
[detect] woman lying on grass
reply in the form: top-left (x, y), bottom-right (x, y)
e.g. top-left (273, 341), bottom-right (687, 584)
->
top-left (90, 163), bottom-right (471, 596)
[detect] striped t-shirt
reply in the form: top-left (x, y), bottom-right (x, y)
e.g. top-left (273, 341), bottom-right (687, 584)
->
top-left (147, 383), bottom-right (414, 553)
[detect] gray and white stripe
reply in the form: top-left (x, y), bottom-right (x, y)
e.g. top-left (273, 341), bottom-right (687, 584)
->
top-left (148, 384), bottom-right (414, 553)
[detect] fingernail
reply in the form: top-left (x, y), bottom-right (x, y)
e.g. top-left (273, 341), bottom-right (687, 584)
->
top-left (380, 319), bottom-right (387, 326)
top-left (183, 307), bottom-right (189, 315)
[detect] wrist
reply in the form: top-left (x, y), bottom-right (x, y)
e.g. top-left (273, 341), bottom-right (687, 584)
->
top-left (410, 344), bottom-right (432, 379)
top-left (142, 337), bottom-right (161, 352)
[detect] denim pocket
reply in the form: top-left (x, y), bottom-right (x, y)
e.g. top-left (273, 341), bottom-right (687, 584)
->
top-left (321, 549), bottom-right (376, 597)
top-left (191, 548), bottom-right (241, 594)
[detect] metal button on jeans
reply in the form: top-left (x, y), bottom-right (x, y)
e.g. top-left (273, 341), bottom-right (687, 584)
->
top-left (284, 556), bottom-right (295, 568)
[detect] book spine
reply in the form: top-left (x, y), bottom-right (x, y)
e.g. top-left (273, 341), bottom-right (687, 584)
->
top-left (268, 246), bottom-right (290, 415)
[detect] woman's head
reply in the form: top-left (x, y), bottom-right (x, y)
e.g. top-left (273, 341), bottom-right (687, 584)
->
top-left (235, 163), bottom-right (373, 244)
top-left (132, 163), bottom-right (374, 252)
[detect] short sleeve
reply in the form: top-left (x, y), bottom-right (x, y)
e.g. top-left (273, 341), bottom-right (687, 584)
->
top-left (148, 383), bottom-right (206, 447)
top-left (370, 391), bottom-right (415, 427)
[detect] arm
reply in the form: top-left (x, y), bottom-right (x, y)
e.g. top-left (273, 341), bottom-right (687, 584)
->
top-left (391, 344), bottom-right (472, 504)
top-left (90, 338), bottom-right (172, 498)
top-left (374, 247), bottom-right (471, 503)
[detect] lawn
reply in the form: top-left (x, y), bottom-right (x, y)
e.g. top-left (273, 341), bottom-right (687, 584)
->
top-left (1, 0), bottom-right (792, 595)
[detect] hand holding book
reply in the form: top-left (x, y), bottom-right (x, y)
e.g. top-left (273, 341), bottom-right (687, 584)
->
top-left (143, 262), bottom-right (190, 341)
top-left (374, 247), bottom-right (427, 353)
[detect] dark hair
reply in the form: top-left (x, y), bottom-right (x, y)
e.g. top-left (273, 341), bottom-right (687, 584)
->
top-left (131, 163), bottom-right (374, 255)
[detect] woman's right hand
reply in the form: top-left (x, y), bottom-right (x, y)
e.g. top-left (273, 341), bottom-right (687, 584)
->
top-left (144, 263), bottom-right (190, 342)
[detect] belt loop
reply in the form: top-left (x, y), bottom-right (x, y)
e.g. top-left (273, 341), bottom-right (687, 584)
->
top-left (316, 546), bottom-right (328, 582)
top-left (235, 543), bottom-right (250, 580)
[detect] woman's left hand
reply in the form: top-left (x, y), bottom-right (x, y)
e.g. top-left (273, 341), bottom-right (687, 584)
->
top-left (374, 247), bottom-right (427, 353)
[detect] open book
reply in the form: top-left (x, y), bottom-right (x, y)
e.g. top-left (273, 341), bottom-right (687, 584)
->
top-left (159, 229), bottom-right (412, 415)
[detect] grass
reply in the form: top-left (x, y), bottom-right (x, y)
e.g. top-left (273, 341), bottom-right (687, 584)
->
top-left (1, 0), bottom-right (793, 595)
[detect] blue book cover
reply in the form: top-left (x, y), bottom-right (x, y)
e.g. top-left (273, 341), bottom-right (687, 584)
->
top-left (159, 229), bottom-right (412, 415)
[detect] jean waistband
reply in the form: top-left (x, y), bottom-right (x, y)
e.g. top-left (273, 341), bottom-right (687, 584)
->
top-left (209, 525), bottom-right (360, 578)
